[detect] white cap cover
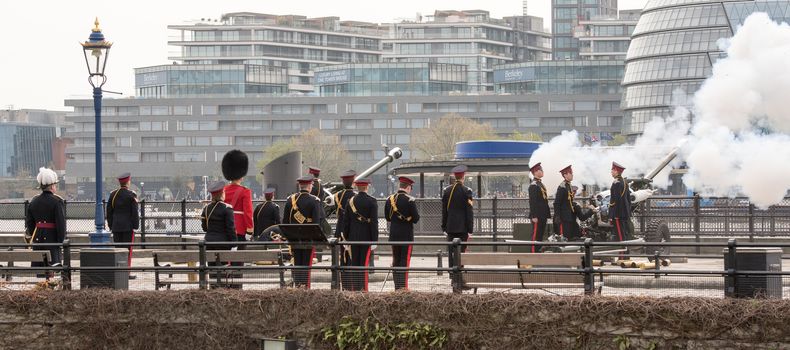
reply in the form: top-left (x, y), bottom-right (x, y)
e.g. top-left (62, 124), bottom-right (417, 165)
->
top-left (36, 167), bottom-right (59, 187)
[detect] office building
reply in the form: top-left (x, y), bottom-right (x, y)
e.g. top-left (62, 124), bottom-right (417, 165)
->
top-left (576, 9), bottom-right (639, 60)
top-left (383, 10), bottom-right (551, 92)
top-left (552, 0), bottom-right (618, 60)
top-left (315, 62), bottom-right (467, 96)
top-left (621, 0), bottom-right (790, 136)
top-left (168, 12), bottom-right (387, 94)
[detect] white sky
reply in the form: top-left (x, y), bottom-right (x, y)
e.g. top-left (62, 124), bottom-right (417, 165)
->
top-left (0, 0), bottom-right (648, 111)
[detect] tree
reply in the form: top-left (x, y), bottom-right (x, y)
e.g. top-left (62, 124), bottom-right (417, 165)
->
top-left (256, 129), bottom-right (351, 181)
top-left (608, 134), bottom-right (628, 146)
top-left (410, 113), bottom-right (498, 161)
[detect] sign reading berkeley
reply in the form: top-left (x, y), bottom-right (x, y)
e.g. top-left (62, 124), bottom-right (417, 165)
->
top-left (493, 67), bottom-right (536, 84)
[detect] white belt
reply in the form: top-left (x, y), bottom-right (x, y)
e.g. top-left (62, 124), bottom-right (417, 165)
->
top-left (233, 211), bottom-right (244, 215)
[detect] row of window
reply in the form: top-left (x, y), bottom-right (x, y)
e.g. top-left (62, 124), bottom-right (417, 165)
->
top-left (627, 28), bottom-right (731, 59)
top-left (633, 4), bottom-right (728, 36)
top-left (70, 106), bottom-right (192, 117)
top-left (622, 54), bottom-right (711, 85)
top-left (622, 81), bottom-right (703, 109)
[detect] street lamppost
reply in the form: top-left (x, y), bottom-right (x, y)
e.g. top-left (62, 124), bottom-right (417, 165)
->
top-left (81, 18), bottom-right (113, 244)
top-left (140, 182), bottom-right (145, 200)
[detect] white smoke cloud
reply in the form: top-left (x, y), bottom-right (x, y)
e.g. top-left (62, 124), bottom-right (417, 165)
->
top-left (529, 12), bottom-right (790, 208)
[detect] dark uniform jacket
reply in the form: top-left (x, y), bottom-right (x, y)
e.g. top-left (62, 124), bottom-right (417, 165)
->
top-left (310, 179), bottom-right (327, 202)
top-left (528, 179), bottom-right (551, 220)
top-left (385, 190), bottom-right (420, 241)
top-left (553, 181), bottom-right (577, 223)
top-left (106, 187), bottom-right (139, 232)
top-left (441, 183), bottom-right (474, 234)
top-left (283, 190), bottom-right (324, 225)
top-left (343, 192), bottom-right (379, 242)
top-left (333, 187), bottom-right (356, 238)
top-left (609, 176), bottom-right (632, 219)
top-left (200, 201), bottom-right (236, 243)
top-left (253, 201), bottom-right (281, 238)
top-left (25, 191), bottom-right (67, 243)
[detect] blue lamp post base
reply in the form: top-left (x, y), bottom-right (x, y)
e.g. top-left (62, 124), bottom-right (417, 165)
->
top-left (89, 230), bottom-right (113, 245)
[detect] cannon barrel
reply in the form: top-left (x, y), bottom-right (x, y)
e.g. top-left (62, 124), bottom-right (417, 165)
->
top-left (354, 147), bottom-right (402, 181)
top-left (644, 142), bottom-right (684, 181)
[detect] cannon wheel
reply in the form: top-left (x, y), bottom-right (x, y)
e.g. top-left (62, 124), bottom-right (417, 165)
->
top-left (644, 219), bottom-right (670, 260)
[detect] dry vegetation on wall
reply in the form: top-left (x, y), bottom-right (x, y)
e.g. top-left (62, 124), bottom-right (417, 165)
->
top-left (1, 290), bottom-right (790, 349)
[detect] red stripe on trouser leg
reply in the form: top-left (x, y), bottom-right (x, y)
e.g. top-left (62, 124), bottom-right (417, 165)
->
top-left (363, 248), bottom-right (371, 292)
top-left (560, 223), bottom-right (564, 237)
top-left (532, 221), bottom-right (538, 253)
top-left (307, 248), bottom-right (315, 289)
top-left (615, 218), bottom-right (624, 241)
top-left (405, 245), bottom-right (413, 290)
top-left (128, 230), bottom-right (135, 267)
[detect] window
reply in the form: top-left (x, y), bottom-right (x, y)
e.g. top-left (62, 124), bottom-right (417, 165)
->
top-left (540, 117), bottom-right (574, 127)
top-left (320, 119), bottom-right (338, 130)
top-left (391, 119), bottom-right (407, 128)
top-left (141, 153), bottom-right (171, 163)
top-left (117, 137), bottom-right (132, 147)
top-left (517, 102), bottom-right (539, 112)
top-left (349, 150), bottom-right (373, 161)
top-left (235, 136), bottom-right (269, 146)
top-left (212, 137), bottom-right (232, 146)
top-left (406, 103), bottom-right (422, 113)
top-left (174, 152), bottom-right (206, 162)
top-left (517, 117), bottom-right (540, 127)
top-left (140, 121), bottom-right (168, 131)
top-left (179, 121), bottom-right (218, 131)
top-left (194, 137), bottom-right (210, 146)
top-left (340, 119), bottom-right (372, 130)
top-left (341, 135), bottom-right (372, 145)
top-left (381, 134), bottom-right (410, 144)
top-left (173, 106), bottom-right (191, 115)
top-left (272, 120), bottom-right (310, 130)
top-left (141, 137), bottom-right (171, 147)
top-left (549, 102), bottom-right (573, 112)
top-left (575, 101), bottom-right (597, 111)
top-left (373, 119), bottom-right (388, 129)
top-left (116, 153), bottom-right (140, 163)
top-left (202, 105), bottom-right (218, 115)
top-left (118, 122), bottom-right (139, 131)
top-left (410, 119), bottom-right (429, 128)
top-left (574, 116), bottom-right (589, 127)
top-left (349, 103), bottom-right (373, 114)
top-left (151, 106), bottom-right (170, 116)
top-left (597, 116), bottom-right (623, 127)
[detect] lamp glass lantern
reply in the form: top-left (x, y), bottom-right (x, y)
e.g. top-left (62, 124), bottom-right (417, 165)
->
top-left (81, 18), bottom-right (112, 88)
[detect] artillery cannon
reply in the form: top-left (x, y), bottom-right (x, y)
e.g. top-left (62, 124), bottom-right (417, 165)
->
top-left (321, 147), bottom-right (403, 216)
top-left (547, 146), bottom-right (679, 258)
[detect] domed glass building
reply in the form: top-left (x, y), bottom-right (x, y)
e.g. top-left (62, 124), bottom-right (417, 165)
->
top-left (621, 0), bottom-right (790, 137)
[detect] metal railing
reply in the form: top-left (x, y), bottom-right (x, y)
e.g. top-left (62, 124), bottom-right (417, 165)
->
top-left (2, 196), bottom-right (788, 238)
top-left (1, 239), bottom-right (789, 298)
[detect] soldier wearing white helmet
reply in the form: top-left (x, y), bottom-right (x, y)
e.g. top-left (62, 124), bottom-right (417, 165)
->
top-left (25, 167), bottom-right (67, 278)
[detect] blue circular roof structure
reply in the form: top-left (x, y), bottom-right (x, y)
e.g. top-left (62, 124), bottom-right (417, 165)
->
top-left (454, 140), bottom-right (541, 159)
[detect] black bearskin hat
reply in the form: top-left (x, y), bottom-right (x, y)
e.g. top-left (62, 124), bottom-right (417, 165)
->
top-left (221, 150), bottom-right (249, 181)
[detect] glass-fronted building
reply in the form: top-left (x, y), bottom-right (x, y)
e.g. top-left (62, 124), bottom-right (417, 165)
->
top-left (168, 13), bottom-right (387, 93)
top-left (383, 10), bottom-right (551, 93)
top-left (494, 60), bottom-right (624, 95)
top-left (576, 9), bottom-right (639, 60)
top-left (622, 0), bottom-right (790, 136)
top-left (315, 62), bottom-right (467, 96)
top-left (135, 64), bottom-right (288, 98)
top-left (552, 0), bottom-right (619, 60)
top-left (0, 123), bottom-right (56, 178)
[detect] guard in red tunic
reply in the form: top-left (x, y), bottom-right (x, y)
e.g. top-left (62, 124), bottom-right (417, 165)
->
top-left (527, 163), bottom-right (550, 253)
top-left (342, 178), bottom-right (378, 292)
top-left (385, 176), bottom-right (420, 290)
top-left (609, 162), bottom-right (633, 242)
top-left (221, 150), bottom-right (253, 244)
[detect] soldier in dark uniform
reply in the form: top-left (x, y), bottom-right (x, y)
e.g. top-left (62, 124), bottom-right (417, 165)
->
top-left (253, 188), bottom-right (281, 241)
top-left (106, 172), bottom-right (139, 270)
top-left (25, 167), bottom-right (67, 276)
top-left (553, 165), bottom-right (582, 240)
top-left (307, 166), bottom-right (327, 202)
top-left (609, 162), bottom-right (633, 242)
top-left (200, 181), bottom-right (236, 288)
top-left (442, 165), bottom-right (474, 291)
top-left (385, 176), bottom-right (420, 290)
top-left (283, 176), bottom-right (324, 288)
top-left (333, 169), bottom-right (356, 291)
top-left (342, 178), bottom-right (378, 292)
top-left (527, 163), bottom-right (550, 253)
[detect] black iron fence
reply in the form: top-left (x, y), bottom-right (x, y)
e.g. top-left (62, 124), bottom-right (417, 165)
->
top-left (1, 196), bottom-right (789, 238)
top-left (1, 239), bottom-right (790, 299)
